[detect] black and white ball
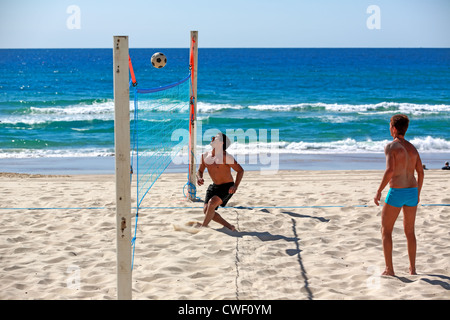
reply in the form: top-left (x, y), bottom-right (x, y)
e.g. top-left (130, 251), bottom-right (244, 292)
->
top-left (151, 52), bottom-right (167, 69)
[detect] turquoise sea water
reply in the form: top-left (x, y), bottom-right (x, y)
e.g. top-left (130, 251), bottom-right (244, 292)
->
top-left (0, 48), bottom-right (449, 172)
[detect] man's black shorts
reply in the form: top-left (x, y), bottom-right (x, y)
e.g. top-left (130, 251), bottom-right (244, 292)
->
top-left (204, 182), bottom-right (234, 209)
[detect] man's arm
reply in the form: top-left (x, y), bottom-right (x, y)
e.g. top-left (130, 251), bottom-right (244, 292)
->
top-left (227, 154), bottom-right (244, 194)
top-left (374, 144), bottom-right (394, 206)
top-left (197, 153), bottom-right (206, 186)
top-left (415, 153), bottom-right (424, 203)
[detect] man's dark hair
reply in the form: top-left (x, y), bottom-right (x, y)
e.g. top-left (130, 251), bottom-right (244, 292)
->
top-left (391, 114), bottom-right (409, 136)
top-left (220, 132), bottom-right (231, 152)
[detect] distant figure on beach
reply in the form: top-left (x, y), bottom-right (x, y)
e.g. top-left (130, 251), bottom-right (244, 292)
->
top-left (442, 162), bottom-right (450, 170)
top-left (374, 114), bottom-right (424, 276)
top-left (197, 132), bottom-right (244, 231)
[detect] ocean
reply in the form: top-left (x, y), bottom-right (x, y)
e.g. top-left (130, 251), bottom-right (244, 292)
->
top-left (0, 48), bottom-right (449, 174)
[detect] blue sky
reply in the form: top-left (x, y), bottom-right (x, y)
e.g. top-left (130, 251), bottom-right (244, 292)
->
top-left (1, 0), bottom-right (449, 48)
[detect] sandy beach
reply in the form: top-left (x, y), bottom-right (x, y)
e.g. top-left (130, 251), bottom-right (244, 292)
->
top-left (0, 169), bottom-right (449, 300)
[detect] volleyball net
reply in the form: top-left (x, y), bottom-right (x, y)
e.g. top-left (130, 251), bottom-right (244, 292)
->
top-left (127, 33), bottom-right (198, 270)
top-left (131, 73), bottom-right (191, 208)
top-left (113, 32), bottom-right (198, 300)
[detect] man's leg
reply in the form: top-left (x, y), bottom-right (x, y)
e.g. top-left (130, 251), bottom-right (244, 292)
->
top-left (403, 205), bottom-right (417, 275)
top-left (202, 197), bottom-right (236, 230)
top-left (202, 196), bottom-right (222, 227)
top-left (381, 203), bottom-right (402, 276)
top-left (212, 212), bottom-right (236, 231)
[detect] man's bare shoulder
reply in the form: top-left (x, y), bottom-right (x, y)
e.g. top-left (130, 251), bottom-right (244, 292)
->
top-left (387, 140), bottom-right (408, 151)
top-left (201, 151), bottom-right (212, 165)
top-left (224, 152), bottom-right (238, 164)
top-left (392, 139), bottom-right (419, 154)
top-left (403, 139), bottom-right (419, 153)
top-left (384, 141), bottom-right (396, 153)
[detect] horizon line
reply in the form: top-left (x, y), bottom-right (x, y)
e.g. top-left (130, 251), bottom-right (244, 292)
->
top-left (1, 46), bottom-right (450, 50)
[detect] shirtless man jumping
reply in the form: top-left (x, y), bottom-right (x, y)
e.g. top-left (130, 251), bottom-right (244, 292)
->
top-left (374, 114), bottom-right (424, 276)
top-left (197, 132), bottom-right (244, 230)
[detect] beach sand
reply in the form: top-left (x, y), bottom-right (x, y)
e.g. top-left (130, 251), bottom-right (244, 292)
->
top-left (0, 169), bottom-right (449, 300)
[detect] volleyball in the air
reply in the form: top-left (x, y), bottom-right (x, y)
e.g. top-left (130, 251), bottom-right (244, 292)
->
top-left (151, 52), bottom-right (167, 68)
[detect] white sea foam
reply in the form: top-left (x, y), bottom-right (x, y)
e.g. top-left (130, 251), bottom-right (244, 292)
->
top-left (1, 99), bottom-right (188, 125)
top-left (224, 136), bottom-right (450, 155)
top-left (248, 103), bottom-right (308, 111)
top-left (197, 102), bottom-right (245, 113)
top-left (0, 148), bottom-right (114, 159)
top-left (410, 136), bottom-right (450, 152)
top-left (2, 101), bottom-right (448, 125)
top-left (178, 136), bottom-right (450, 156)
top-left (1, 136), bottom-right (448, 159)
top-left (249, 102), bottom-right (450, 115)
top-left (2, 100), bottom-right (116, 125)
top-left (29, 101), bottom-right (114, 115)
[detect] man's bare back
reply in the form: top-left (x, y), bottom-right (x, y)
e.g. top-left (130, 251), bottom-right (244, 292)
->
top-left (385, 138), bottom-right (420, 189)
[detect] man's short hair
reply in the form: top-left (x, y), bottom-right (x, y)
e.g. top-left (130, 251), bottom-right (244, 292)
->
top-left (391, 114), bottom-right (409, 136)
top-left (219, 132), bottom-right (231, 151)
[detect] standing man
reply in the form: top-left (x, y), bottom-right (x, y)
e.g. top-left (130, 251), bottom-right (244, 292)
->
top-left (374, 114), bottom-right (424, 276)
top-left (197, 132), bottom-right (244, 231)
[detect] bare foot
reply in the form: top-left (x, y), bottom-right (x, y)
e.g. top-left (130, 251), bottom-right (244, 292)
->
top-left (409, 267), bottom-right (417, 275)
top-left (229, 225), bottom-right (236, 231)
top-left (382, 267), bottom-right (395, 276)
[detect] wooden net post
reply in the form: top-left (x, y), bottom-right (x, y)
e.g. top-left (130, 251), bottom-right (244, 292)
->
top-left (188, 31), bottom-right (198, 201)
top-left (113, 35), bottom-right (132, 300)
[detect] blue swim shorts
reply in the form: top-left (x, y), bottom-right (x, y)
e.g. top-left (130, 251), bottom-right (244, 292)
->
top-left (385, 187), bottom-right (418, 208)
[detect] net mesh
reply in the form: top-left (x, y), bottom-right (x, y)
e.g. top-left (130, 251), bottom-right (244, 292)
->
top-left (132, 74), bottom-right (191, 207)
top-left (130, 73), bottom-right (192, 270)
